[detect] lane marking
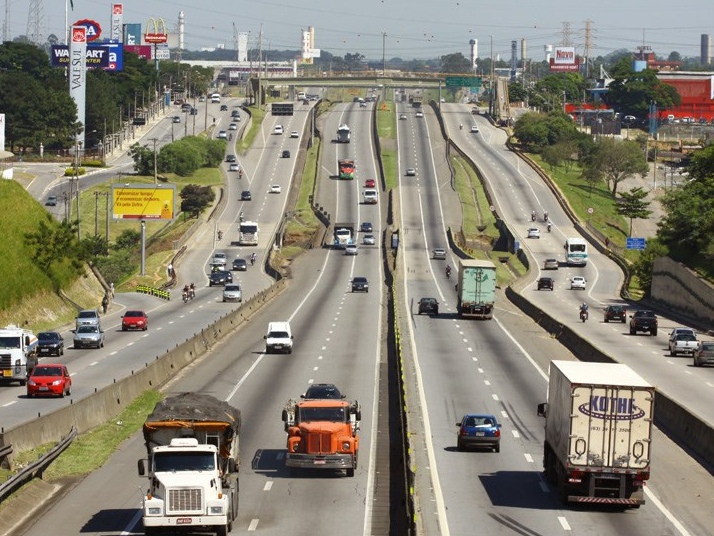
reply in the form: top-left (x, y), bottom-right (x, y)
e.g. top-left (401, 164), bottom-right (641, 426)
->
top-left (2, 401), bottom-right (17, 407)
top-left (90, 361), bottom-right (98, 366)
top-left (524, 453), bottom-right (533, 463)
top-left (263, 481), bottom-right (273, 491)
top-left (512, 430), bottom-right (520, 439)
top-left (248, 519), bottom-right (259, 531)
top-left (557, 516), bottom-right (571, 530)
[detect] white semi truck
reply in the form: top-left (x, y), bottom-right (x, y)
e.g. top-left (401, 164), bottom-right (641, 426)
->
top-left (138, 393), bottom-right (241, 536)
top-left (0, 324), bottom-right (38, 385)
top-left (537, 361), bottom-right (654, 507)
top-left (333, 222), bottom-right (355, 249)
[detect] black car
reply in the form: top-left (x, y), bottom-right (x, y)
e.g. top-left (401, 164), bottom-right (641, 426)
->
top-left (282, 150), bottom-right (291, 158)
top-left (302, 383), bottom-right (344, 400)
top-left (360, 222), bottom-right (373, 232)
top-left (231, 110), bottom-right (241, 118)
top-left (226, 154), bottom-right (237, 163)
top-left (604, 304), bottom-right (627, 323)
top-left (418, 298), bottom-right (439, 315)
top-left (241, 190), bottom-right (252, 201)
top-left (209, 270), bottom-right (233, 286)
top-left (37, 331), bottom-right (64, 356)
top-left (537, 277), bottom-right (554, 290)
top-left (220, 104), bottom-right (228, 111)
top-left (232, 258), bottom-right (248, 271)
top-left (45, 195), bottom-right (58, 206)
top-left (351, 276), bottom-right (369, 292)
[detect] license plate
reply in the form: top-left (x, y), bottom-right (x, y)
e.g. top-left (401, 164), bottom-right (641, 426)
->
top-left (176, 518), bottom-right (192, 524)
top-left (39, 387), bottom-right (49, 391)
top-left (2, 370), bottom-right (11, 377)
top-left (313, 459), bottom-right (326, 465)
top-left (40, 349), bottom-right (49, 353)
top-left (475, 432), bottom-right (485, 437)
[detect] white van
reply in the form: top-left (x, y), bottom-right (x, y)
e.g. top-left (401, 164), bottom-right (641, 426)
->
top-left (363, 189), bottom-right (378, 204)
top-left (211, 92), bottom-right (221, 103)
top-left (264, 321), bottom-right (293, 354)
top-left (297, 91), bottom-right (306, 100)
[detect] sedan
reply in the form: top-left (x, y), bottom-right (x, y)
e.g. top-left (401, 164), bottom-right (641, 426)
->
top-left (543, 258), bottom-right (559, 270)
top-left (693, 341), bottom-right (714, 367)
top-left (570, 276), bottom-right (587, 290)
top-left (37, 331), bottom-right (64, 356)
top-left (209, 270), bottom-right (233, 286)
top-left (217, 130), bottom-right (228, 139)
top-left (269, 184), bottom-right (282, 194)
top-left (212, 252), bottom-right (227, 266)
top-left (364, 178), bottom-right (376, 188)
top-left (273, 125), bottom-right (284, 135)
top-left (432, 248), bottom-right (447, 260)
top-left (172, 116), bottom-right (181, 123)
top-left (225, 154), bottom-right (237, 163)
top-left (363, 234), bottom-right (376, 245)
top-left (229, 163), bottom-right (240, 172)
top-left (415, 111), bottom-right (424, 118)
top-left (399, 114), bottom-right (407, 120)
top-left (418, 298), bottom-right (439, 315)
top-left (232, 258), bottom-right (248, 271)
top-left (228, 123), bottom-right (238, 130)
top-left (220, 104), bottom-right (228, 111)
top-left (241, 190), bottom-right (252, 201)
top-left (282, 150), bottom-right (291, 158)
top-left (360, 222), bottom-right (373, 232)
top-left (73, 325), bottom-right (104, 349)
top-left (290, 131), bottom-right (299, 138)
top-left (405, 168), bottom-right (416, 176)
top-left (45, 195), bottom-right (58, 206)
top-left (456, 414), bottom-right (501, 452)
top-left (351, 276), bottom-right (369, 292)
top-left (470, 125), bottom-right (479, 133)
top-left (122, 310), bottom-right (148, 331)
top-left (222, 283), bottom-right (243, 303)
top-left (26, 364), bottom-right (72, 398)
top-left (527, 227), bottom-right (540, 239)
top-left (345, 244), bottom-right (358, 256)
top-left (537, 277), bottom-right (554, 291)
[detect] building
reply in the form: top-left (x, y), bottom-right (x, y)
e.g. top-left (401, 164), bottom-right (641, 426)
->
top-left (657, 72), bottom-right (714, 122)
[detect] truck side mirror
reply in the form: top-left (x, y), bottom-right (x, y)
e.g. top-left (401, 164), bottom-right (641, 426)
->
top-left (137, 459), bottom-right (146, 476)
top-left (281, 409), bottom-right (288, 422)
top-left (263, 335), bottom-right (267, 339)
top-left (537, 403), bottom-right (547, 417)
top-left (356, 410), bottom-right (361, 421)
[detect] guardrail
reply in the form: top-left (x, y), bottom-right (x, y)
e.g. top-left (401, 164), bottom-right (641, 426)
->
top-left (0, 427), bottom-right (76, 503)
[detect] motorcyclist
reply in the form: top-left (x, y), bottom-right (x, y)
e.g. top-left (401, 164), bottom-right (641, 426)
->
top-left (250, 252), bottom-right (257, 266)
top-left (182, 284), bottom-right (189, 303)
top-left (580, 302), bottom-right (589, 319)
top-left (217, 229), bottom-right (223, 240)
top-left (547, 221), bottom-right (552, 232)
top-left (238, 169), bottom-right (243, 179)
top-left (544, 211), bottom-right (549, 222)
top-left (531, 210), bottom-right (536, 222)
top-left (239, 211), bottom-right (244, 222)
top-left (189, 283), bottom-right (196, 299)
top-left (445, 265), bottom-right (452, 278)
top-left (459, 123), bottom-right (463, 130)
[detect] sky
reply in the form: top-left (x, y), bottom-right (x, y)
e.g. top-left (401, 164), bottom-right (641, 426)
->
top-left (5, 0), bottom-right (714, 62)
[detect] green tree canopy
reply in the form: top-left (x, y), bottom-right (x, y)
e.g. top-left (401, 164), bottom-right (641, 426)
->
top-left (440, 52), bottom-right (471, 74)
top-left (582, 138), bottom-right (649, 197)
top-left (180, 184), bottom-right (215, 218)
top-left (604, 58), bottom-right (681, 118)
top-left (617, 186), bottom-right (653, 236)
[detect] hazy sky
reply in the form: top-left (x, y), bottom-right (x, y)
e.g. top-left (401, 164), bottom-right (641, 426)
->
top-left (6, 0), bottom-right (714, 61)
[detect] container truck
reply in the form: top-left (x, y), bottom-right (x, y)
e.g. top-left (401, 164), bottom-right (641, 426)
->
top-left (456, 259), bottom-right (496, 319)
top-left (338, 159), bottom-right (355, 179)
top-left (333, 222), bottom-right (354, 249)
top-left (0, 324), bottom-right (38, 385)
top-left (138, 393), bottom-right (241, 536)
top-left (336, 124), bottom-right (351, 143)
top-left (282, 396), bottom-right (361, 476)
top-left (239, 221), bottom-right (259, 246)
top-left (537, 361), bottom-right (654, 507)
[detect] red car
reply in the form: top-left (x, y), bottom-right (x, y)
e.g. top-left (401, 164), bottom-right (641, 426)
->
top-left (122, 310), bottom-right (148, 331)
top-left (27, 364), bottom-right (72, 398)
top-left (364, 178), bottom-right (376, 188)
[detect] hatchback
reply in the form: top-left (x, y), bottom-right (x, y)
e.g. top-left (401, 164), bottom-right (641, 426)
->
top-left (290, 131), bottom-right (299, 138)
top-left (217, 130), bottom-right (227, 139)
top-left (228, 123), bottom-right (237, 130)
top-left (122, 310), bottom-right (148, 331)
top-left (570, 276), bottom-right (587, 290)
top-left (229, 163), bottom-right (240, 172)
top-left (543, 258), bottom-right (559, 270)
top-left (274, 125), bottom-right (284, 135)
top-left (37, 331), bottom-right (64, 356)
top-left (470, 125), bottom-right (479, 133)
top-left (282, 150), bottom-right (291, 158)
top-left (45, 195), bottom-right (58, 206)
top-left (232, 258), bottom-right (248, 271)
top-left (527, 227), bottom-right (540, 239)
top-left (27, 364), bottom-right (72, 398)
top-left (73, 325), bottom-right (104, 349)
top-left (418, 298), bottom-right (439, 315)
top-left (363, 234), bottom-right (376, 245)
top-left (537, 277), bottom-right (554, 291)
top-left (360, 222), bottom-right (373, 232)
top-left (222, 283), bottom-right (243, 303)
top-left (212, 252), bottom-right (227, 266)
top-left (456, 414), bottom-right (501, 452)
top-left (351, 276), bottom-right (369, 292)
top-left (345, 245), bottom-right (358, 256)
top-left (269, 184), bottom-right (282, 194)
top-left (433, 248), bottom-right (447, 260)
top-left (693, 341), bottom-right (714, 367)
top-left (604, 305), bottom-right (627, 323)
top-left (364, 178), bottom-right (376, 188)
top-left (241, 190), bottom-right (252, 201)
top-left (406, 168), bottom-right (416, 176)
top-left (76, 309), bottom-right (101, 329)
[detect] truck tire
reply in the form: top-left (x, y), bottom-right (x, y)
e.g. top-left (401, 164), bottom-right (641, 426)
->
top-left (346, 467), bottom-right (355, 477)
top-left (144, 528), bottom-right (159, 536)
top-left (651, 329), bottom-right (657, 336)
top-left (215, 525), bottom-right (228, 536)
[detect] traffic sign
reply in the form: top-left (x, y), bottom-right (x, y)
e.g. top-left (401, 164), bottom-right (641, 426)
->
top-left (445, 76), bottom-right (482, 88)
top-left (626, 237), bottom-right (646, 250)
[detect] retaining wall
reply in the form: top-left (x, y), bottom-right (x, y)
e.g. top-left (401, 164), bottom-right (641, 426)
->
top-left (651, 256), bottom-right (714, 329)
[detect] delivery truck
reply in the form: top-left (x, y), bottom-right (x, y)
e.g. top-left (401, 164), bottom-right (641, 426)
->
top-left (0, 324), bottom-right (38, 385)
top-left (456, 259), bottom-right (496, 319)
top-left (537, 361), bottom-right (654, 507)
top-left (138, 393), bottom-right (241, 536)
top-left (333, 222), bottom-right (355, 249)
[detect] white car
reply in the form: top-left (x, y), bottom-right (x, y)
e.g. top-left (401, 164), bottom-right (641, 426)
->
top-left (363, 234), bottom-right (376, 245)
top-left (527, 227), bottom-right (540, 239)
top-left (471, 125), bottom-right (479, 133)
top-left (229, 163), bottom-right (240, 172)
top-left (345, 244), bottom-right (358, 256)
top-left (570, 276), bottom-right (587, 290)
top-left (433, 248), bottom-right (447, 260)
top-left (217, 130), bottom-right (227, 139)
top-left (405, 168), bottom-right (416, 176)
top-left (399, 114), bottom-right (407, 120)
top-left (212, 252), bottom-right (227, 266)
top-left (222, 283), bottom-right (243, 303)
top-left (269, 184), bottom-right (282, 194)
top-left (229, 123), bottom-right (238, 130)
top-left (416, 111), bottom-right (424, 118)
top-left (290, 131), bottom-right (299, 138)
top-left (273, 125), bottom-right (284, 135)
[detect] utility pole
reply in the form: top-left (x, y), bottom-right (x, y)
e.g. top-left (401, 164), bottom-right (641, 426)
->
top-left (94, 191), bottom-right (99, 236)
top-left (105, 192), bottom-right (110, 243)
top-left (382, 32), bottom-right (387, 77)
top-left (583, 20), bottom-right (593, 80)
top-left (150, 138), bottom-right (158, 184)
top-left (489, 35), bottom-right (494, 117)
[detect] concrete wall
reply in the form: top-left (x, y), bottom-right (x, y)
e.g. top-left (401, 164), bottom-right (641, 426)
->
top-left (0, 280), bottom-right (287, 461)
top-left (651, 256), bottom-right (714, 328)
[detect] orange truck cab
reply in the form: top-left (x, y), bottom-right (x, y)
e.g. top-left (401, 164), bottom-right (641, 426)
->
top-left (282, 398), bottom-right (361, 477)
top-left (338, 159), bottom-right (355, 179)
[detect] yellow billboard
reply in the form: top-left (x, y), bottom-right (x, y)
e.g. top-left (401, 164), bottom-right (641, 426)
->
top-left (112, 185), bottom-right (176, 220)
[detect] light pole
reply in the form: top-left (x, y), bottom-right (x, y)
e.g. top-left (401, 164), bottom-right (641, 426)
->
top-left (489, 35), bottom-right (494, 117)
top-left (382, 32), bottom-right (387, 77)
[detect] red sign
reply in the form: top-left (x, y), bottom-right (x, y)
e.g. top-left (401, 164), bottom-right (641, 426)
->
top-left (144, 17), bottom-right (168, 43)
top-left (71, 27), bottom-right (86, 43)
top-left (112, 3), bottom-right (123, 15)
top-left (73, 19), bottom-right (102, 42)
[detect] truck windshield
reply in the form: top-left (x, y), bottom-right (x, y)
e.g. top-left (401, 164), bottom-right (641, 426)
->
top-left (299, 406), bottom-right (347, 423)
top-left (154, 452), bottom-right (216, 472)
top-left (0, 336), bottom-right (21, 348)
top-left (240, 224), bottom-right (258, 233)
top-left (268, 331), bottom-right (289, 339)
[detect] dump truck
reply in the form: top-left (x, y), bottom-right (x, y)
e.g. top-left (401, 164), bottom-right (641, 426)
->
top-left (333, 222), bottom-right (354, 249)
top-left (336, 124), bottom-right (351, 143)
top-left (537, 361), bottom-right (654, 507)
top-left (138, 393), bottom-right (241, 536)
top-left (282, 397), bottom-right (361, 476)
top-left (0, 324), bottom-right (38, 386)
top-left (456, 259), bottom-right (496, 319)
top-left (338, 159), bottom-right (355, 179)
top-left (409, 94), bottom-right (423, 108)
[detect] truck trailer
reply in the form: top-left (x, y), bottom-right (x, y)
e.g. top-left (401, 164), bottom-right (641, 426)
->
top-left (456, 259), bottom-right (496, 319)
top-left (537, 361), bottom-right (654, 507)
top-left (138, 393), bottom-right (241, 536)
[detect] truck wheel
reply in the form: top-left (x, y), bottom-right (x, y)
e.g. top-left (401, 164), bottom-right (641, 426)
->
top-left (670, 349), bottom-right (676, 357)
top-left (346, 467), bottom-right (355, 477)
top-left (457, 439), bottom-right (464, 452)
top-left (651, 329), bottom-right (657, 336)
top-left (215, 525), bottom-right (228, 536)
top-left (557, 470), bottom-right (569, 504)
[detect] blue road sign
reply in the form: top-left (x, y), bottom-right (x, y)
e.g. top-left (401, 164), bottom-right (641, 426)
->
top-left (626, 237), bottom-right (646, 250)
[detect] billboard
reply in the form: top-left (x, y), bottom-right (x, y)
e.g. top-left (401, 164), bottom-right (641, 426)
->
top-left (112, 185), bottom-right (176, 221)
top-left (111, 4), bottom-right (123, 41)
top-left (72, 19), bottom-right (102, 42)
top-left (69, 26), bottom-right (87, 146)
top-left (51, 42), bottom-right (123, 71)
top-left (550, 46), bottom-right (579, 71)
top-left (124, 23), bottom-right (141, 45)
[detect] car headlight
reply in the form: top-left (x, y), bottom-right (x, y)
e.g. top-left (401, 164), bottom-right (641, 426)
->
top-left (342, 442), bottom-right (351, 451)
top-left (148, 507), bottom-right (162, 515)
top-left (210, 506), bottom-right (223, 515)
top-left (28, 380), bottom-right (36, 386)
top-left (51, 380), bottom-right (62, 386)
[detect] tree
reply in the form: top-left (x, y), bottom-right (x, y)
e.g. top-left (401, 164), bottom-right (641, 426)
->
top-left (24, 215), bottom-right (84, 286)
top-left (115, 229), bottom-right (142, 251)
top-left (684, 144), bottom-right (714, 182)
top-left (343, 52), bottom-right (365, 71)
top-left (631, 239), bottom-right (669, 296)
top-left (583, 138), bottom-right (649, 197)
top-left (128, 143), bottom-right (154, 175)
top-left (604, 58), bottom-right (681, 118)
top-left (617, 187), bottom-right (653, 236)
top-left (179, 184), bottom-right (215, 218)
top-left (508, 82), bottom-right (528, 102)
top-left (513, 111), bottom-right (581, 151)
top-left (440, 52), bottom-right (471, 74)
top-left (668, 51), bottom-right (682, 62)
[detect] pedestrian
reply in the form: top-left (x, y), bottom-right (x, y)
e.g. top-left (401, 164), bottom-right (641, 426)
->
top-left (101, 294), bottom-right (109, 314)
top-left (605, 237), bottom-right (610, 249)
top-left (109, 282), bottom-right (114, 298)
top-left (168, 262), bottom-right (174, 278)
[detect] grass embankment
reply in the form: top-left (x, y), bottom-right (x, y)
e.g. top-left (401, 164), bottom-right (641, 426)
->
top-left (376, 100), bottom-right (398, 190)
top-left (237, 106), bottom-right (265, 154)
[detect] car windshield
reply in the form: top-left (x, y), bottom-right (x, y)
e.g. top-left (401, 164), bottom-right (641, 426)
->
top-left (38, 332), bottom-right (59, 341)
top-left (154, 451), bottom-right (216, 472)
top-left (32, 366), bottom-right (62, 376)
top-left (125, 311), bottom-right (143, 318)
top-left (225, 285), bottom-right (240, 291)
top-left (77, 326), bottom-right (98, 334)
top-left (354, 277), bottom-right (367, 283)
top-left (421, 298), bottom-right (436, 304)
top-left (78, 311), bottom-right (97, 319)
top-left (609, 306), bottom-right (623, 312)
top-left (305, 385), bottom-right (342, 399)
top-left (299, 406), bottom-right (347, 423)
top-left (0, 336), bottom-right (21, 348)
top-left (700, 343), bottom-right (714, 351)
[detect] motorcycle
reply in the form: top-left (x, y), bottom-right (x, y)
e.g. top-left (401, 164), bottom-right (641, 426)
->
top-left (544, 212), bottom-right (549, 222)
top-left (217, 230), bottom-right (223, 240)
top-left (580, 309), bottom-right (588, 322)
top-left (189, 286), bottom-right (196, 299)
top-left (459, 124), bottom-right (463, 130)
top-left (250, 254), bottom-right (256, 266)
top-left (239, 212), bottom-right (245, 222)
top-left (547, 222), bottom-right (552, 233)
top-left (531, 212), bottom-right (536, 222)
top-left (182, 291), bottom-right (189, 303)
top-left (446, 267), bottom-right (452, 279)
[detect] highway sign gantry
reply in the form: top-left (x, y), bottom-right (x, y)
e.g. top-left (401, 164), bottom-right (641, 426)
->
top-left (445, 76), bottom-right (482, 88)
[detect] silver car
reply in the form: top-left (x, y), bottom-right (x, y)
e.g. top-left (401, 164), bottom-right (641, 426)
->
top-left (76, 309), bottom-right (101, 329)
top-left (222, 284), bottom-right (243, 303)
top-left (345, 245), bottom-right (358, 256)
top-left (212, 252), bottom-right (227, 266)
top-left (363, 234), bottom-right (376, 245)
top-left (73, 325), bottom-right (105, 349)
top-left (432, 248), bottom-right (447, 260)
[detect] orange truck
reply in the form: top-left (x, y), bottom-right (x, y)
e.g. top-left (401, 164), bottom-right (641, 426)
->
top-left (282, 397), bottom-right (361, 476)
top-left (338, 159), bottom-right (355, 179)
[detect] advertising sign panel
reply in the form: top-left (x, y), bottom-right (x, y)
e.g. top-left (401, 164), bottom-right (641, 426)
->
top-left (69, 26), bottom-right (87, 146)
top-left (124, 45), bottom-right (152, 60)
top-left (549, 58), bottom-right (581, 72)
top-left (550, 46), bottom-right (579, 72)
top-left (72, 19), bottom-right (102, 42)
top-left (124, 23), bottom-right (141, 45)
top-left (111, 4), bottom-right (123, 41)
top-left (50, 42), bottom-right (123, 71)
top-left (112, 185), bottom-right (176, 221)
top-left (144, 18), bottom-right (168, 44)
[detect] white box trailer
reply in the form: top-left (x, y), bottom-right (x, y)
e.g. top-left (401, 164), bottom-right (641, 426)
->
top-left (537, 361), bottom-right (654, 507)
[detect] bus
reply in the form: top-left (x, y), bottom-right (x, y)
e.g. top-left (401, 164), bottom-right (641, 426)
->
top-left (336, 124), bottom-right (351, 143)
top-left (239, 221), bottom-right (259, 246)
top-left (564, 237), bottom-right (588, 266)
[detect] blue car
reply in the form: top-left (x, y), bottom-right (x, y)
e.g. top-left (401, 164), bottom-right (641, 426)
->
top-left (456, 414), bottom-right (501, 452)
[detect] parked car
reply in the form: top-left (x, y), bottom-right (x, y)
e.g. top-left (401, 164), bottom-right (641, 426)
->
top-left (363, 234), bottom-right (376, 245)
top-left (433, 248), bottom-right (447, 260)
top-left (543, 258), bottom-right (559, 270)
top-left (302, 383), bottom-right (344, 399)
top-left (345, 244), bottom-right (358, 256)
top-left (570, 276), bottom-right (587, 290)
top-left (456, 414), bottom-right (501, 452)
top-left (418, 298), bottom-right (439, 315)
top-left (73, 325), bottom-right (104, 349)
top-left (693, 341), bottom-right (714, 367)
top-left (269, 184), bottom-right (282, 194)
top-left (37, 331), bottom-right (64, 357)
top-left (232, 258), bottom-right (248, 271)
top-left (75, 309), bottom-right (101, 329)
top-left (351, 276), bottom-right (369, 292)
top-left (122, 310), bottom-right (148, 331)
top-left (537, 277), bottom-right (554, 291)
top-left (527, 227), bottom-right (540, 239)
top-left (603, 305), bottom-right (627, 323)
top-left (209, 270), bottom-right (233, 286)
top-left (222, 283), bottom-right (243, 303)
top-left (26, 364), bottom-right (72, 398)
top-left (241, 190), bottom-right (252, 201)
